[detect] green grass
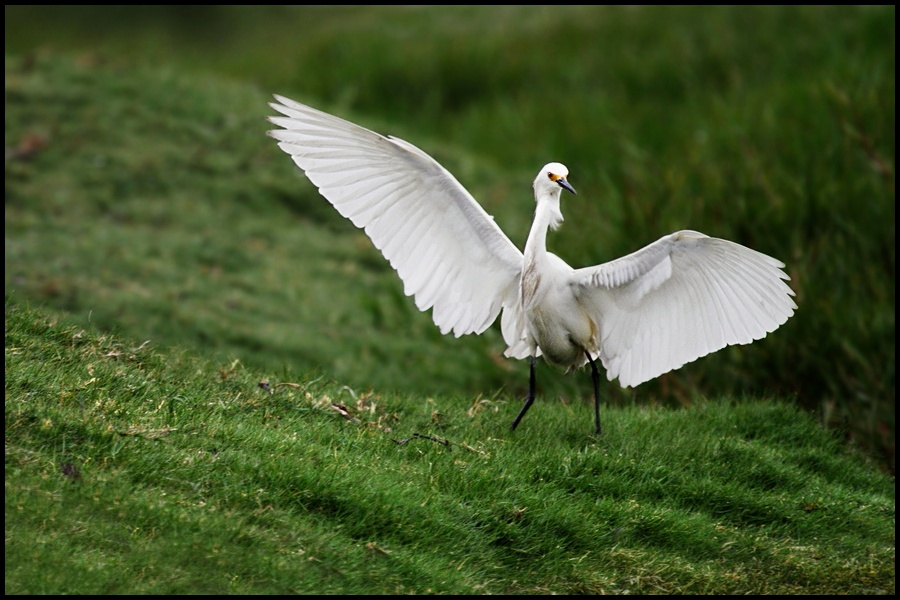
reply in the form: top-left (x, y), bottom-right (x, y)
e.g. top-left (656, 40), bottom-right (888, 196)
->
top-left (4, 6), bottom-right (896, 592)
top-left (4, 7), bottom-right (895, 466)
top-left (5, 303), bottom-right (894, 594)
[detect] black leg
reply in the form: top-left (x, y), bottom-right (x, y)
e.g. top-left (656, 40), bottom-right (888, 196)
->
top-left (510, 356), bottom-right (537, 431)
top-left (585, 352), bottom-right (602, 435)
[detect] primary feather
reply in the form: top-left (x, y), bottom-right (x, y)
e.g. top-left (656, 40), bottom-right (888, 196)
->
top-left (269, 95), bottom-right (522, 338)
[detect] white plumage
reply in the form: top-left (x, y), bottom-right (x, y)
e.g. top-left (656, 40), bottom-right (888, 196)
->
top-left (268, 95), bottom-right (796, 433)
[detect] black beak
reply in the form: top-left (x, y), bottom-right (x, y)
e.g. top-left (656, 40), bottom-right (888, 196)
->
top-left (557, 178), bottom-right (576, 195)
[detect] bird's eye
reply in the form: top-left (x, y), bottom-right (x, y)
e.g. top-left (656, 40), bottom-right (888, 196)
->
top-left (547, 172), bottom-right (558, 181)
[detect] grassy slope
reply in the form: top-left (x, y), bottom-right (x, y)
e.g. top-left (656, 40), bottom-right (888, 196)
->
top-left (4, 7), bottom-right (894, 467)
top-left (4, 6), bottom-right (896, 592)
top-left (5, 303), bottom-right (894, 594)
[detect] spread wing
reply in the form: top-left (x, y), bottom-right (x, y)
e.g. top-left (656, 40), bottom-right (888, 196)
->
top-left (572, 230), bottom-right (796, 387)
top-left (268, 95), bottom-right (523, 337)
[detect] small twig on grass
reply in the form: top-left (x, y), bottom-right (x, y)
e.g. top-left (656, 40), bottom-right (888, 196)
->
top-left (118, 427), bottom-right (178, 439)
top-left (258, 379), bottom-right (319, 394)
top-left (391, 433), bottom-right (452, 450)
top-left (273, 382), bottom-right (304, 389)
top-left (331, 403), bottom-right (360, 422)
top-left (258, 380), bottom-right (303, 393)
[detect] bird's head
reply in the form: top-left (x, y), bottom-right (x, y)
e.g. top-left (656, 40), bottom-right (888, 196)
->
top-left (534, 162), bottom-right (577, 198)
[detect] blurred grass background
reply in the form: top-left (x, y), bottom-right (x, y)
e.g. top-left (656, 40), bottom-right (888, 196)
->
top-left (5, 6), bottom-right (895, 469)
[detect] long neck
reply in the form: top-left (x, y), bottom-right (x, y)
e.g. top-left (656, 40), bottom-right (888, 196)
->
top-left (524, 190), bottom-right (563, 261)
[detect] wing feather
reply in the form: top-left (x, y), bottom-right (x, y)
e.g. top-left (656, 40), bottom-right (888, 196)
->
top-left (575, 231), bottom-right (796, 387)
top-left (268, 95), bottom-right (523, 337)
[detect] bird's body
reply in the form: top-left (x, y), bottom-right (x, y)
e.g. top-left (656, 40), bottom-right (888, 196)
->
top-left (523, 254), bottom-right (597, 370)
top-left (520, 175), bottom-right (596, 369)
top-left (268, 95), bottom-right (796, 433)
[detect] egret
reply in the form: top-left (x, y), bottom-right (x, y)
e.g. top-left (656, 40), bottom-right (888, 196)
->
top-left (267, 95), bottom-right (796, 434)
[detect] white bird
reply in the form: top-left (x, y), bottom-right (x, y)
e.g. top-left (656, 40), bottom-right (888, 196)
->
top-left (267, 95), bottom-right (797, 434)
